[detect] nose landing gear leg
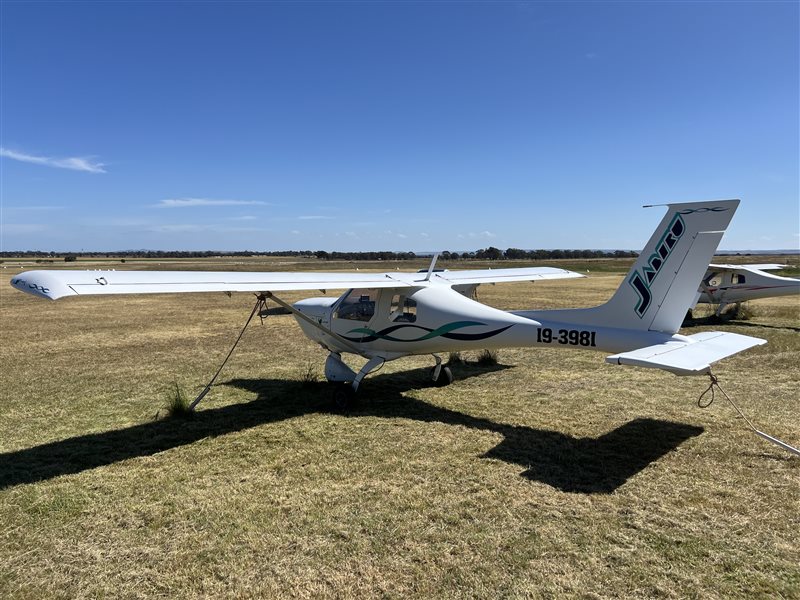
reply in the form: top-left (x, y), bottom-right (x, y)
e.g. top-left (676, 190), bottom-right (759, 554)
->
top-left (328, 354), bottom-right (384, 411)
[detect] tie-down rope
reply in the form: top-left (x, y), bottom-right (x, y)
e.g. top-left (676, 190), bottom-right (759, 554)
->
top-left (699, 372), bottom-right (799, 457)
top-left (189, 293), bottom-right (267, 410)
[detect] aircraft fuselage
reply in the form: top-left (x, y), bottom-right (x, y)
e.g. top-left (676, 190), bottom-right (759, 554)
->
top-left (293, 285), bottom-right (680, 361)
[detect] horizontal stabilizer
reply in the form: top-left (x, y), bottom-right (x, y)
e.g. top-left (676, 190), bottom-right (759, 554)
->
top-left (606, 331), bottom-right (765, 376)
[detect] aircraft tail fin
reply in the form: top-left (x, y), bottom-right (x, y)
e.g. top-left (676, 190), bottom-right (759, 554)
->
top-left (602, 199), bottom-right (738, 333)
top-left (526, 200), bottom-right (740, 334)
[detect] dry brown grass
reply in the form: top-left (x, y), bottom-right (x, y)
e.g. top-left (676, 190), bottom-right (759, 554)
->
top-left (0, 256), bottom-right (798, 599)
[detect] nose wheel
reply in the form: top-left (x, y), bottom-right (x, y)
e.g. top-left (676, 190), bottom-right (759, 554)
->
top-left (431, 365), bottom-right (453, 387)
top-left (430, 354), bottom-right (454, 387)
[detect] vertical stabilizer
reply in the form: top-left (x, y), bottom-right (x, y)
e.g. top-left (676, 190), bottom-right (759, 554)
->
top-left (526, 200), bottom-right (740, 334)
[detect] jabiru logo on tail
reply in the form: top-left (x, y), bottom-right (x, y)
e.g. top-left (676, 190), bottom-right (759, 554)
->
top-left (628, 213), bottom-right (686, 317)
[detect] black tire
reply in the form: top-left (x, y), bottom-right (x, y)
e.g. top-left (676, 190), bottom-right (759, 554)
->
top-left (431, 366), bottom-right (454, 387)
top-left (331, 384), bottom-right (356, 411)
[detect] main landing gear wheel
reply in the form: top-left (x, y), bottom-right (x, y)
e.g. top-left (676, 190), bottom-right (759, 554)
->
top-left (331, 384), bottom-right (356, 411)
top-left (431, 365), bottom-right (454, 387)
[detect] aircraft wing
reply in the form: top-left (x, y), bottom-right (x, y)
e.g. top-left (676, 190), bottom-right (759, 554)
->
top-left (708, 263), bottom-right (789, 272)
top-left (429, 266), bottom-right (584, 286)
top-left (606, 331), bottom-right (766, 376)
top-left (10, 269), bottom-right (414, 300)
top-left (11, 265), bottom-right (585, 300)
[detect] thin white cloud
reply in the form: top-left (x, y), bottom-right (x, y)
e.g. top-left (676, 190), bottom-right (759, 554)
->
top-left (0, 147), bottom-right (106, 173)
top-left (5, 205), bottom-right (65, 211)
top-left (298, 215), bottom-right (335, 220)
top-left (148, 223), bottom-right (267, 234)
top-left (2, 223), bottom-right (50, 234)
top-left (149, 224), bottom-right (211, 233)
top-left (156, 198), bottom-right (268, 208)
top-left (103, 218), bottom-right (151, 227)
top-left (227, 215), bottom-right (258, 221)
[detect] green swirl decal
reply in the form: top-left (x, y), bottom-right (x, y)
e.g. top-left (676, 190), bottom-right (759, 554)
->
top-left (342, 321), bottom-right (513, 343)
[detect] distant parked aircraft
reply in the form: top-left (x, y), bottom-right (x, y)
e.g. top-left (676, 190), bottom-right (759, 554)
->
top-left (694, 263), bottom-right (800, 316)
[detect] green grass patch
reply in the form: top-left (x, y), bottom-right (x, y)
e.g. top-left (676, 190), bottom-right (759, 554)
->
top-left (162, 382), bottom-right (193, 418)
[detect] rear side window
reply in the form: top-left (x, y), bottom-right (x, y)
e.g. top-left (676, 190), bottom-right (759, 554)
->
top-left (390, 294), bottom-right (417, 322)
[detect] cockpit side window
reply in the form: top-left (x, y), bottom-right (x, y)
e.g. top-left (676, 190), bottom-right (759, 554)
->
top-left (335, 288), bottom-right (378, 321)
top-left (390, 294), bottom-right (417, 322)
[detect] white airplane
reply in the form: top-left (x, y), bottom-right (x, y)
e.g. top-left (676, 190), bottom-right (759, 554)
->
top-left (694, 263), bottom-right (800, 316)
top-left (11, 199), bottom-right (766, 408)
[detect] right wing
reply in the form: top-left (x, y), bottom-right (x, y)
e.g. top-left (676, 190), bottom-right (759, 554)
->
top-left (429, 266), bottom-right (584, 286)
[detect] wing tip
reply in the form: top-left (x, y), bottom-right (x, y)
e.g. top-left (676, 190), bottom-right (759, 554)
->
top-left (10, 271), bottom-right (73, 300)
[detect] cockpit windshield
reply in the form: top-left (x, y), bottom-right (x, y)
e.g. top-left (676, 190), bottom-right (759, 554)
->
top-left (335, 288), bottom-right (379, 322)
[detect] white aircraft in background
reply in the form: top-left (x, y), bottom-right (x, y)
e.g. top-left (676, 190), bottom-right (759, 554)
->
top-left (693, 263), bottom-right (800, 316)
top-left (11, 199), bottom-right (765, 408)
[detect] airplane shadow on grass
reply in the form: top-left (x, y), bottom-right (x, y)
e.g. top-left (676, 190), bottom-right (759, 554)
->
top-left (0, 363), bottom-right (703, 494)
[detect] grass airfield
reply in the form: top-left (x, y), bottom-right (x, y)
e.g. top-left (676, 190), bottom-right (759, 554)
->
top-left (1, 256), bottom-right (798, 599)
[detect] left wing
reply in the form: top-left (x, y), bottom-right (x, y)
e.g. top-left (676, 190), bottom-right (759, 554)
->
top-left (10, 269), bottom-right (415, 300)
top-left (11, 265), bottom-right (584, 301)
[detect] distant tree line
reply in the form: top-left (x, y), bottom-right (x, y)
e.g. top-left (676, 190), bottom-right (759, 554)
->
top-left (0, 248), bottom-right (638, 261)
top-left (467, 247), bottom-right (638, 260)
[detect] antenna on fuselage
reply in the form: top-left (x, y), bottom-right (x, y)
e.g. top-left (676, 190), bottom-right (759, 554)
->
top-left (423, 252), bottom-right (440, 281)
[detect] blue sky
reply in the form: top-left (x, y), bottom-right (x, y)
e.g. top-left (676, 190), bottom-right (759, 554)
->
top-left (1, 1), bottom-right (798, 252)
